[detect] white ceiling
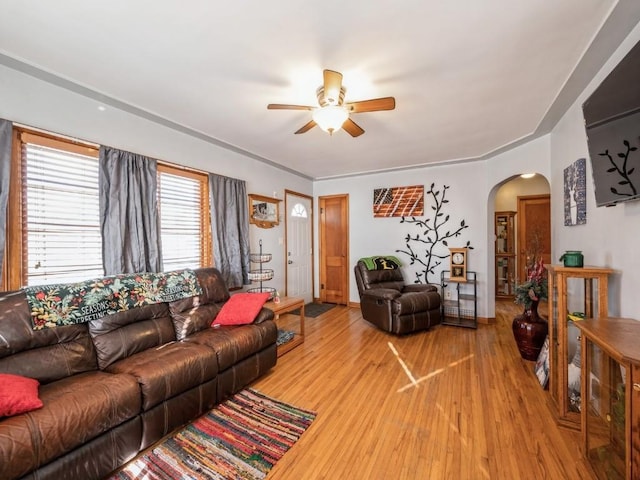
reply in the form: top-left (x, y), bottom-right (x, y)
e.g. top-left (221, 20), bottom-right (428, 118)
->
top-left (1, 1), bottom-right (640, 179)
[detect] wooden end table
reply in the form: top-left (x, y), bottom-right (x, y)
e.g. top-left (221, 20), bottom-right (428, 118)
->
top-left (264, 296), bottom-right (305, 357)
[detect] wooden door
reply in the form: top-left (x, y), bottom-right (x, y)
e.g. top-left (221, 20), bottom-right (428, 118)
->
top-left (517, 194), bottom-right (551, 282)
top-left (319, 194), bottom-right (348, 305)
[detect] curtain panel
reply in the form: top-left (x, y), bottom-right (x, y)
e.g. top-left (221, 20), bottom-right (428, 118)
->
top-left (99, 146), bottom-right (162, 275)
top-left (209, 174), bottom-right (250, 288)
top-left (0, 119), bottom-right (11, 280)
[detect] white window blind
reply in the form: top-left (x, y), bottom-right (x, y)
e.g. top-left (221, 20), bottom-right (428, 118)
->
top-left (158, 169), bottom-right (204, 271)
top-left (23, 141), bottom-right (103, 286)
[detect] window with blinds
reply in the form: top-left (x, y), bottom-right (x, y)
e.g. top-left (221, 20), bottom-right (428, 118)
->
top-left (158, 165), bottom-right (210, 271)
top-left (3, 128), bottom-right (213, 292)
top-left (21, 133), bottom-right (103, 286)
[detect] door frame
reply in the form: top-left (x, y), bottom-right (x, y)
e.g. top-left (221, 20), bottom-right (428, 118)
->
top-left (284, 189), bottom-right (314, 301)
top-left (318, 194), bottom-right (349, 305)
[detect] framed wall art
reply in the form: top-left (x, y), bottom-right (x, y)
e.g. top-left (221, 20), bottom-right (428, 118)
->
top-left (373, 185), bottom-right (424, 218)
top-left (248, 193), bottom-right (280, 228)
top-left (563, 158), bottom-right (586, 226)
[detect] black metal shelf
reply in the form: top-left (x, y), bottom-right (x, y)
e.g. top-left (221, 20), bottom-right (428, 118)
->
top-left (440, 270), bottom-right (477, 329)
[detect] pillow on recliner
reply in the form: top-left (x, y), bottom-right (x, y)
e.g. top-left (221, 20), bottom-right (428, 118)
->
top-left (212, 292), bottom-right (271, 326)
top-left (0, 373), bottom-right (44, 417)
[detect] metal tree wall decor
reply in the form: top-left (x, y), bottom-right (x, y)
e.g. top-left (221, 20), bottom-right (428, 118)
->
top-left (396, 183), bottom-right (473, 284)
top-left (600, 138), bottom-right (638, 199)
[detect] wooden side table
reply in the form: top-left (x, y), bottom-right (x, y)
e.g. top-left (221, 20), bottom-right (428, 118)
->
top-left (264, 296), bottom-right (305, 357)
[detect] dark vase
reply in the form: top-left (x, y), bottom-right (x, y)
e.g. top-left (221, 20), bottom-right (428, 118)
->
top-left (512, 300), bottom-right (548, 361)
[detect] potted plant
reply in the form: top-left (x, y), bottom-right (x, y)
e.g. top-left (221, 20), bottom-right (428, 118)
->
top-left (514, 257), bottom-right (548, 310)
top-left (512, 256), bottom-right (549, 361)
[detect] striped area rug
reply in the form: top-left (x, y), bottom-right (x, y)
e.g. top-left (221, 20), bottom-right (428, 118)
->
top-left (111, 389), bottom-right (316, 480)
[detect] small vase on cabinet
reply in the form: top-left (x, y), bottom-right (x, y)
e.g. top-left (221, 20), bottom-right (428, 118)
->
top-left (512, 300), bottom-right (549, 361)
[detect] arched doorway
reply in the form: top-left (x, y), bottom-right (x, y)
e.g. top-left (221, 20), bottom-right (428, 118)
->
top-left (491, 174), bottom-right (551, 300)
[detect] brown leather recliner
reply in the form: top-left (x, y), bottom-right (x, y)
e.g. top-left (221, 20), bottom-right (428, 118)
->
top-left (354, 260), bottom-right (441, 334)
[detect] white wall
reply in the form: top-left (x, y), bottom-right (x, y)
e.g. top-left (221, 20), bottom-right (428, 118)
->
top-left (550, 22), bottom-right (640, 319)
top-left (0, 65), bottom-right (313, 295)
top-left (314, 133), bottom-right (551, 319)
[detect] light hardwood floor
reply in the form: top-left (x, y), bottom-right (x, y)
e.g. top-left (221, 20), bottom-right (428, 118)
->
top-left (253, 301), bottom-right (596, 480)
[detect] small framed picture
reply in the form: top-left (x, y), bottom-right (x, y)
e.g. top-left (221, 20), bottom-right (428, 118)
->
top-left (534, 336), bottom-right (550, 389)
top-left (248, 193), bottom-right (280, 228)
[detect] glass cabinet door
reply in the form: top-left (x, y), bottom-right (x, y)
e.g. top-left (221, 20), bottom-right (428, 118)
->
top-left (546, 265), bottom-right (612, 430)
top-left (585, 338), bottom-right (626, 479)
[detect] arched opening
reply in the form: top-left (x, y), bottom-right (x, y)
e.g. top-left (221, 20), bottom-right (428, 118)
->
top-left (487, 173), bottom-right (551, 317)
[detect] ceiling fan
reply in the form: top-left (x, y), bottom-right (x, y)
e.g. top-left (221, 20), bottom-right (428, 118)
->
top-left (267, 69), bottom-right (395, 137)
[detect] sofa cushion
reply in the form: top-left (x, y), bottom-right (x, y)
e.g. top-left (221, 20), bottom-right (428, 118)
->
top-left (355, 261), bottom-right (406, 292)
top-left (170, 302), bottom-right (222, 340)
top-left (0, 373), bottom-right (43, 417)
top-left (88, 303), bottom-right (176, 370)
top-left (168, 267), bottom-right (230, 314)
top-left (184, 321), bottom-right (277, 371)
top-left (0, 290), bottom-right (98, 384)
top-left (105, 341), bottom-right (218, 411)
top-left (213, 292), bottom-right (271, 326)
top-left (392, 290), bottom-right (441, 314)
top-left (168, 267), bottom-right (231, 339)
top-left (0, 371), bottom-right (140, 480)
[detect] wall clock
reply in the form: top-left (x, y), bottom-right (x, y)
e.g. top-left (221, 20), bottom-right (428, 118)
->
top-left (449, 247), bottom-right (468, 282)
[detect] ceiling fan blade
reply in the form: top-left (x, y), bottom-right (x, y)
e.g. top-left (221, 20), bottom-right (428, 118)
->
top-left (323, 70), bottom-right (344, 104)
top-left (342, 118), bottom-right (365, 137)
top-left (267, 104), bottom-right (314, 110)
top-left (295, 120), bottom-right (317, 134)
top-left (346, 97), bottom-right (396, 113)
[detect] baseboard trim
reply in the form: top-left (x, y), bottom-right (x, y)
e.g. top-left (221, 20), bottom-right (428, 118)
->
top-left (477, 316), bottom-right (495, 325)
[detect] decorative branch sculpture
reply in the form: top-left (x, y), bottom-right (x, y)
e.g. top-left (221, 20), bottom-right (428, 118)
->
top-left (601, 138), bottom-right (638, 198)
top-left (396, 183), bottom-right (473, 284)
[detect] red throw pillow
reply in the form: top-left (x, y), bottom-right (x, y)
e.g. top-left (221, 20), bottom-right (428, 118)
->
top-left (213, 292), bottom-right (271, 326)
top-left (0, 373), bottom-right (44, 417)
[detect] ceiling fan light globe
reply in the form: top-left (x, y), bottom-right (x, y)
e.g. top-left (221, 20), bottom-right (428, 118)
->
top-left (312, 106), bottom-right (349, 134)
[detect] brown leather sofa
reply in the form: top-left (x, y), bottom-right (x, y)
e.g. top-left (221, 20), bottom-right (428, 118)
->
top-left (354, 260), bottom-right (441, 334)
top-left (0, 267), bottom-right (277, 480)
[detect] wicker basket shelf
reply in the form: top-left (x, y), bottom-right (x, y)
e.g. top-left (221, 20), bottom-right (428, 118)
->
top-left (248, 269), bottom-right (274, 281)
top-left (246, 286), bottom-right (276, 299)
top-left (250, 253), bottom-right (272, 263)
top-left (248, 239), bottom-right (274, 298)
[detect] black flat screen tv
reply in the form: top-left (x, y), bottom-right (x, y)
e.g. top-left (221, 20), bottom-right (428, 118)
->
top-left (582, 38), bottom-right (640, 207)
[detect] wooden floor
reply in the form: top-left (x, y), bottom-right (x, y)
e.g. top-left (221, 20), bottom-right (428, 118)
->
top-left (252, 300), bottom-right (596, 480)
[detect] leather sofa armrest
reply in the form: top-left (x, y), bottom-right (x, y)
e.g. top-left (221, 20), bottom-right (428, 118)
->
top-left (362, 288), bottom-right (401, 302)
top-left (253, 307), bottom-right (275, 324)
top-left (402, 284), bottom-right (438, 294)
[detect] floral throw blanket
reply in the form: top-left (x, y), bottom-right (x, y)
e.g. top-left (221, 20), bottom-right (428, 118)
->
top-left (24, 269), bottom-right (203, 330)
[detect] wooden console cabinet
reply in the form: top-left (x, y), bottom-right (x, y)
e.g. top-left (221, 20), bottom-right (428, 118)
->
top-left (546, 265), bottom-right (613, 430)
top-left (575, 317), bottom-right (640, 479)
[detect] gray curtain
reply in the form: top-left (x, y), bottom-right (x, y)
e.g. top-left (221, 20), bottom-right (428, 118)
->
top-left (99, 146), bottom-right (162, 275)
top-left (0, 119), bottom-right (11, 280)
top-left (209, 173), bottom-right (250, 288)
